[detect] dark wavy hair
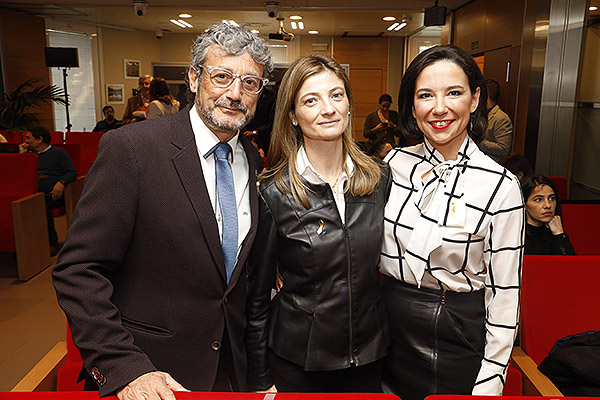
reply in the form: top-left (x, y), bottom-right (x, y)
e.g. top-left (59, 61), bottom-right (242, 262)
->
top-left (398, 45), bottom-right (488, 144)
top-left (521, 174), bottom-right (563, 216)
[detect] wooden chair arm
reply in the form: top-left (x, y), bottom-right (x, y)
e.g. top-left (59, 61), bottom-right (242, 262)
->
top-left (64, 175), bottom-right (86, 227)
top-left (511, 346), bottom-right (563, 396)
top-left (12, 192), bottom-right (51, 280)
top-left (11, 342), bottom-right (67, 392)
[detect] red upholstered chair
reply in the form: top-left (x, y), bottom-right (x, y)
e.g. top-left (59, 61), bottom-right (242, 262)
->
top-left (0, 130), bottom-right (25, 143)
top-left (64, 131), bottom-right (103, 176)
top-left (561, 203), bottom-right (600, 255)
top-left (511, 255), bottom-right (600, 395)
top-left (50, 131), bottom-right (64, 144)
top-left (426, 396), bottom-right (592, 400)
top-left (0, 153), bottom-right (51, 280)
top-left (548, 176), bottom-right (568, 200)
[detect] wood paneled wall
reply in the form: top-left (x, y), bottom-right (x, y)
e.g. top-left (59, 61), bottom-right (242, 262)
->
top-left (333, 37), bottom-right (389, 142)
top-left (0, 9), bottom-right (53, 130)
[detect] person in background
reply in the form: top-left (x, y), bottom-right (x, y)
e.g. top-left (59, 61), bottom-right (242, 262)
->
top-left (500, 152), bottom-right (534, 182)
top-left (380, 45), bottom-right (524, 400)
top-left (0, 132), bottom-right (7, 142)
top-left (522, 174), bottom-right (575, 255)
top-left (147, 78), bottom-right (180, 119)
top-left (19, 126), bottom-right (76, 255)
top-left (246, 54), bottom-right (390, 393)
top-left (368, 138), bottom-right (394, 160)
top-left (122, 75), bottom-right (152, 124)
top-left (93, 105), bottom-right (122, 133)
top-left (52, 23), bottom-right (272, 400)
top-left (478, 79), bottom-right (513, 162)
top-left (364, 93), bottom-right (406, 147)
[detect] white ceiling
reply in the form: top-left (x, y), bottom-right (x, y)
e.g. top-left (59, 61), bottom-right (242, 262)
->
top-left (0, 0), bottom-right (471, 38)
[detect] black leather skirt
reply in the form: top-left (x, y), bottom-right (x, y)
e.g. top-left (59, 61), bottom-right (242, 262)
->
top-left (381, 275), bottom-right (485, 400)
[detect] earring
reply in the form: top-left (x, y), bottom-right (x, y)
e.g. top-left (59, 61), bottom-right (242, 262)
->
top-left (292, 121), bottom-right (298, 126)
top-left (348, 111), bottom-right (351, 116)
top-left (468, 114), bottom-right (474, 133)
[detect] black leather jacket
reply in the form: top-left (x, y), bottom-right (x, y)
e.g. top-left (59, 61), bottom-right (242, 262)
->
top-left (246, 164), bottom-right (391, 390)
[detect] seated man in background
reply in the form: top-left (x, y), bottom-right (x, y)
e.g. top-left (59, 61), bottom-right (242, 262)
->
top-left (93, 105), bottom-right (122, 133)
top-left (479, 79), bottom-right (513, 162)
top-left (19, 126), bottom-right (77, 255)
top-left (122, 75), bottom-right (152, 125)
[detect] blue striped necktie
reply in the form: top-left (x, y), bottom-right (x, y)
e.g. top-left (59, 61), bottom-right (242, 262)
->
top-left (214, 143), bottom-right (238, 283)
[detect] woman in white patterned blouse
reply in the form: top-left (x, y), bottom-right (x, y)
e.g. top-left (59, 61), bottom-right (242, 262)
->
top-left (380, 45), bottom-right (525, 400)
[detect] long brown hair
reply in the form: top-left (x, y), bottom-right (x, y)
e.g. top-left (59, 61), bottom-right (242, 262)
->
top-left (261, 54), bottom-right (381, 208)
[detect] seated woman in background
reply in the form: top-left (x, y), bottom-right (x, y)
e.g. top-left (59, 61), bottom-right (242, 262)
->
top-left (522, 174), bottom-right (575, 255)
top-left (147, 77), bottom-right (180, 119)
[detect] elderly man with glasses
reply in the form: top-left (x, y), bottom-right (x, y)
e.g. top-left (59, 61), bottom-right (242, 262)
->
top-left (53, 23), bottom-right (273, 400)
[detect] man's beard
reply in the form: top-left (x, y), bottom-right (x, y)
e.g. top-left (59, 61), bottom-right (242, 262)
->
top-left (196, 96), bottom-right (254, 133)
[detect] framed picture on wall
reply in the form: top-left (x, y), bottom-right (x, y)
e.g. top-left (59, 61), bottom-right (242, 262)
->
top-left (106, 84), bottom-right (125, 104)
top-left (124, 59), bottom-right (141, 79)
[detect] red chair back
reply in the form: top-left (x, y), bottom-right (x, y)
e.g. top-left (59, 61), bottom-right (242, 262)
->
top-left (64, 132), bottom-right (103, 176)
top-left (561, 203), bottom-right (600, 255)
top-left (548, 176), bottom-right (568, 200)
top-left (0, 130), bottom-right (25, 143)
top-left (50, 131), bottom-right (64, 144)
top-left (520, 255), bottom-right (600, 365)
top-left (0, 154), bottom-right (39, 251)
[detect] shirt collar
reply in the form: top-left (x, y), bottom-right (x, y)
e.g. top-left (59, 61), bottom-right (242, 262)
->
top-left (295, 146), bottom-right (354, 185)
top-left (189, 106), bottom-right (239, 162)
top-left (38, 144), bottom-right (52, 154)
top-left (422, 135), bottom-right (477, 166)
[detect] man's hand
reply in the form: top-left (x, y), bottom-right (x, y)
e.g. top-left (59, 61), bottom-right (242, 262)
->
top-left (116, 371), bottom-right (189, 400)
top-left (51, 181), bottom-right (65, 201)
top-left (18, 143), bottom-right (29, 153)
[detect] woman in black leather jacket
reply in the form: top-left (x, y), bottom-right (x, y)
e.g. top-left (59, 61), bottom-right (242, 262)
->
top-left (245, 55), bottom-right (391, 393)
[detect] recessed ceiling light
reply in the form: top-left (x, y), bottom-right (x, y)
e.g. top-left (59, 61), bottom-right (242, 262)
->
top-left (394, 22), bottom-right (407, 31)
top-left (289, 15), bottom-right (303, 20)
top-left (251, 29), bottom-right (260, 34)
top-left (387, 23), bottom-right (399, 31)
top-left (590, 6), bottom-right (599, 11)
top-left (170, 19), bottom-right (186, 28)
top-left (178, 19), bottom-right (193, 28)
top-left (308, 30), bottom-right (319, 35)
top-left (178, 13), bottom-right (192, 18)
top-left (291, 21), bottom-right (298, 30)
top-left (298, 21), bottom-right (304, 30)
top-left (383, 16), bottom-right (396, 21)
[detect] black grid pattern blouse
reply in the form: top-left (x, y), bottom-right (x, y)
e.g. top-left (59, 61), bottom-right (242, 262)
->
top-left (380, 136), bottom-right (525, 395)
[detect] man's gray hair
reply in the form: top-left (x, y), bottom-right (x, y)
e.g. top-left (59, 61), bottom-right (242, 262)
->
top-left (190, 23), bottom-right (274, 80)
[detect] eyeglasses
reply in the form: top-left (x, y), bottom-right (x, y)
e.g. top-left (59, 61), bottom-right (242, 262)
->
top-left (199, 65), bottom-right (268, 95)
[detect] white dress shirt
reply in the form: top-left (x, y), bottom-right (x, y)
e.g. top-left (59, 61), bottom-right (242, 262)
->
top-left (295, 146), bottom-right (353, 223)
top-left (189, 107), bottom-right (251, 261)
top-left (381, 136), bottom-right (525, 395)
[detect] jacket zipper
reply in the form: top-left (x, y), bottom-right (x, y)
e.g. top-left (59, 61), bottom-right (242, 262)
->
top-left (343, 223), bottom-right (356, 365)
top-left (433, 290), bottom-right (446, 393)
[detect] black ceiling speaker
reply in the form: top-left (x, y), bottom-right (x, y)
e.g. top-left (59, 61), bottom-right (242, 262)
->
top-left (424, 5), bottom-right (447, 26)
top-left (44, 47), bottom-right (79, 68)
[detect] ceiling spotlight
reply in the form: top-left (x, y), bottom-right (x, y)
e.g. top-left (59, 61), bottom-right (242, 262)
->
top-left (251, 29), bottom-right (260, 34)
top-left (308, 30), bottom-right (319, 35)
top-left (383, 16), bottom-right (396, 21)
top-left (291, 21), bottom-right (298, 29)
top-left (178, 13), bottom-right (192, 18)
top-left (178, 19), bottom-right (193, 28)
top-left (387, 22), bottom-right (399, 31)
top-left (298, 21), bottom-right (304, 29)
top-left (590, 6), bottom-right (599, 10)
top-left (289, 15), bottom-right (303, 20)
